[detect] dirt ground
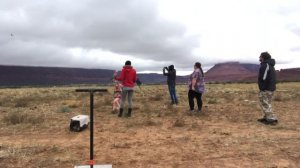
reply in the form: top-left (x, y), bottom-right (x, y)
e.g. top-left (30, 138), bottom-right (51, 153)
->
top-left (0, 83), bottom-right (299, 168)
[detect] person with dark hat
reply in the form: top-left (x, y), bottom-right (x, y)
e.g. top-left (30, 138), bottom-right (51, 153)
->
top-left (163, 65), bottom-right (178, 105)
top-left (257, 52), bottom-right (278, 125)
top-left (115, 60), bottom-right (137, 117)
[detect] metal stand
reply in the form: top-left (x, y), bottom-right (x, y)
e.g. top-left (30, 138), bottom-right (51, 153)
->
top-left (75, 89), bottom-right (110, 168)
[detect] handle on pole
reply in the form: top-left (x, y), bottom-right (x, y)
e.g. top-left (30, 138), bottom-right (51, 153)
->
top-left (75, 88), bottom-right (108, 168)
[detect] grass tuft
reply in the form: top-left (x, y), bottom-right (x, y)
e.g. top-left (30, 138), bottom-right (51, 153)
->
top-left (149, 93), bottom-right (164, 101)
top-left (3, 110), bottom-right (44, 125)
top-left (59, 106), bottom-right (71, 113)
top-left (173, 118), bottom-right (185, 127)
top-left (207, 98), bottom-right (218, 104)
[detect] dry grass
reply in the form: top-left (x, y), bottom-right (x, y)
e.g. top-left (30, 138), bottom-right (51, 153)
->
top-left (0, 83), bottom-right (300, 167)
top-left (3, 109), bottom-right (45, 125)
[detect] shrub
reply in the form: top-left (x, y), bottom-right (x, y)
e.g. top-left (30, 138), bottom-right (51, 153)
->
top-left (0, 97), bottom-right (11, 107)
top-left (64, 100), bottom-right (80, 108)
top-left (149, 94), bottom-right (163, 101)
top-left (14, 96), bottom-right (34, 107)
top-left (3, 111), bottom-right (27, 125)
top-left (274, 93), bottom-right (291, 102)
top-left (274, 94), bottom-right (283, 101)
top-left (207, 98), bottom-right (218, 104)
top-left (59, 106), bottom-right (70, 113)
top-left (103, 96), bottom-right (112, 106)
top-left (3, 111), bottom-right (44, 125)
top-left (173, 118), bottom-right (185, 127)
top-left (15, 101), bottom-right (29, 108)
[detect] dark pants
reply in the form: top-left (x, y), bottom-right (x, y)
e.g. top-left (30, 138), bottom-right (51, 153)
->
top-left (168, 84), bottom-right (178, 103)
top-left (188, 90), bottom-right (202, 111)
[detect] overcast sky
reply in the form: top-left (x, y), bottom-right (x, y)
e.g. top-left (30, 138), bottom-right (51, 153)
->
top-left (0, 0), bottom-right (300, 75)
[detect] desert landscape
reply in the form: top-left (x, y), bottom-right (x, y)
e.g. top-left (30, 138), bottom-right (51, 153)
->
top-left (0, 82), bottom-right (299, 168)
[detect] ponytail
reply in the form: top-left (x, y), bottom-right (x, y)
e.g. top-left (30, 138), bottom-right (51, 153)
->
top-left (200, 67), bottom-right (204, 77)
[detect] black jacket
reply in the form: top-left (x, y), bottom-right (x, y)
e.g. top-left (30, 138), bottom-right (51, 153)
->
top-left (163, 68), bottom-right (176, 85)
top-left (258, 58), bottom-right (276, 91)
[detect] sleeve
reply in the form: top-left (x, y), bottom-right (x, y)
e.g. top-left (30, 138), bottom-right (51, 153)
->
top-left (133, 70), bottom-right (137, 83)
top-left (163, 68), bottom-right (169, 76)
top-left (258, 64), bottom-right (267, 91)
top-left (174, 70), bottom-right (176, 80)
top-left (191, 71), bottom-right (199, 79)
top-left (115, 69), bottom-right (125, 81)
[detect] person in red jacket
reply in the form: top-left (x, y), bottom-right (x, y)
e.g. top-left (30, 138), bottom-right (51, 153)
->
top-left (114, 60), bottom-right (137, 117)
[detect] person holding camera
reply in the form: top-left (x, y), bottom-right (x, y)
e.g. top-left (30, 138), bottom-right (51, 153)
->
top-left (163, 65), bottom-right (178, 105)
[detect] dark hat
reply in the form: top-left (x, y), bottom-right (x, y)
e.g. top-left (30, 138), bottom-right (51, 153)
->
top-left (260, 52), bottom-right (271, 60)
top-left (168, 65), bottom-right (174, 70)
top-left (125, 60), bottom-right (131, 65)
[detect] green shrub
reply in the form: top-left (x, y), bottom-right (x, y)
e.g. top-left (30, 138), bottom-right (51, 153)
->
top-left (59, 106), bottom-right (70, 113)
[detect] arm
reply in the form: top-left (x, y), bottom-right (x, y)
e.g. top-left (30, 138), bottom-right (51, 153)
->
top-left (163, 67), bottom-right (169, 76)
top-left (258, 63), bottom-right (267, 91)
top-left (115, 69), bottom-right (125, 81)
top-left (191, 78), bottom-right (197, 90)
top-left (191, 71), bottom-right (200, 90)
top-left (133, 70), bottom-right (137, 83)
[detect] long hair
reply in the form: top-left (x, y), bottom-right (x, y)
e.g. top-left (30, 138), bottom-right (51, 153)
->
top-left (195, 62), bottom-right (204, 77)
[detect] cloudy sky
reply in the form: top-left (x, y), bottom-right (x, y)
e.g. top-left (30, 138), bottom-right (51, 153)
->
top-left (1, 0), bottom-right (300, 75)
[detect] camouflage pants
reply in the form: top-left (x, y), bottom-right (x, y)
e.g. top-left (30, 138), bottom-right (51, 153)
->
top-left (259, 91), bottom-right (277, 120)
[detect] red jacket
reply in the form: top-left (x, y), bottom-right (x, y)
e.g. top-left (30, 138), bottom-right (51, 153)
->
top-left (115, 65), bottom-right (137, 87)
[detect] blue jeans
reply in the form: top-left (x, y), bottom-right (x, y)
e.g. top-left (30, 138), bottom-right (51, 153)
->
top-left (168, 84), bottom-right (178, 103)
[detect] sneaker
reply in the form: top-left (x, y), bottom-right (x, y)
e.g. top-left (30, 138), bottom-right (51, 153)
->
top-left (264, 119), bottom-right (278, 125)
top-left (257, 118), bottom-right (267, 123)
top-left (188, 109), bottom-right (194, 115)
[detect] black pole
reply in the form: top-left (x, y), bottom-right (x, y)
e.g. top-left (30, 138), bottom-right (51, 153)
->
top-left (90, 92), bottom-right (94, 168)
top-left (75, 89), bottom-right (107, 168)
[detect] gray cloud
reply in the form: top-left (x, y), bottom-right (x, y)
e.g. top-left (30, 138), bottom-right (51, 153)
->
top-left (2, 0), bottom-right (299, 73)
top-left (291, 46), bottom-right (300, 52)
top-left (290, 27), bottom-right (300, 37)
top-left (0, 0), bottom-right (199, 71)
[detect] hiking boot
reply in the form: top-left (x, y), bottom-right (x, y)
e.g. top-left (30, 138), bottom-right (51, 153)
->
top-left (127, 108), bottom-right (132, 117)
top-left (118, 108), bottom-right (123, 117)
